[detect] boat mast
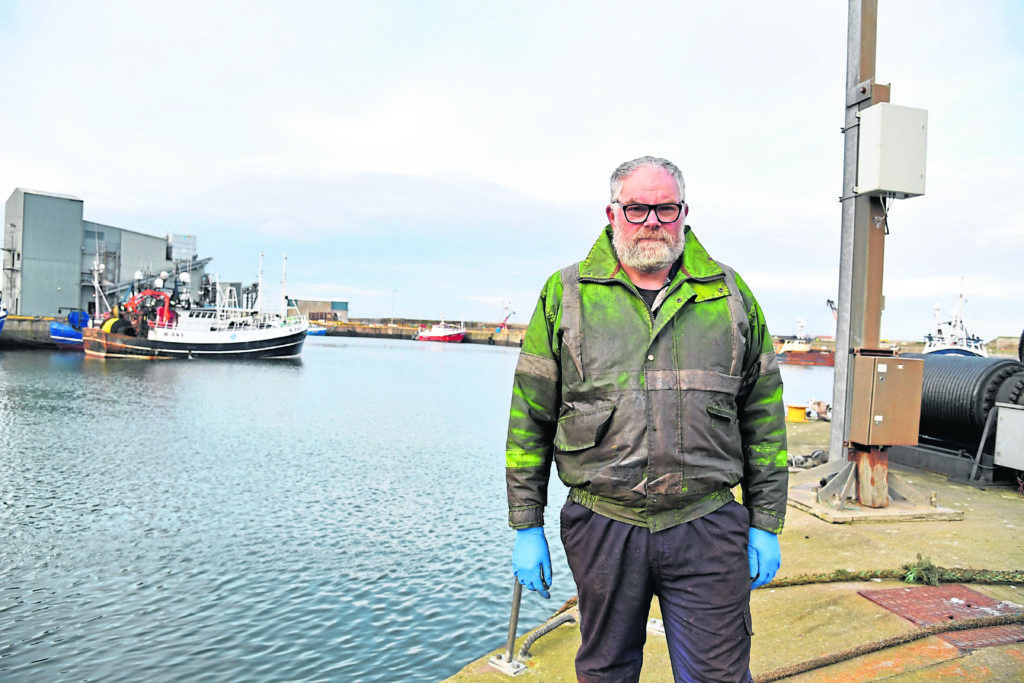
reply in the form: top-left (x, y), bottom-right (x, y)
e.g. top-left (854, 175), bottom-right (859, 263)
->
top-left (93, 257), bottom-right (101, 320)
top-left (256, 252), bottom-right (265, 313)
top-left (91, 257), bottom-right (111, 320)
top-left (281, 254), bottom-right (288, 318)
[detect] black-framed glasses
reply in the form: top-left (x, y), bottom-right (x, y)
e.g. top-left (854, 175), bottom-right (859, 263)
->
top-left (613, 202), bottom-right (685, 224)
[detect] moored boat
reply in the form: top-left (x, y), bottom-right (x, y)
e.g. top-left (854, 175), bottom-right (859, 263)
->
top-left (416, 320), bottom-right (466, 343)
top-left (83, 254), bottom-right (309, 360)
top-left (922, 293), bottom-right (987, 357)
top-left (83, 289), bottom-right (307, 360)
top-left (774, 321), bottom-right (834, 366)
top-left (49, 310), bottom-right (90, 350)
top-left (774, 338), bottom-right (836, 367)
top-left (306, 324), bottom-right (328, 336)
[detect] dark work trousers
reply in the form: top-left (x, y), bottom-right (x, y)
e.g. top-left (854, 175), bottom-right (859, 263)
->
top-left (560, 499), bottom-right (754, 683)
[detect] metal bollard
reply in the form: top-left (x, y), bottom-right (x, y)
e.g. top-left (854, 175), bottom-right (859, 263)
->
top-left (488, 579), bottom-right (527, 676)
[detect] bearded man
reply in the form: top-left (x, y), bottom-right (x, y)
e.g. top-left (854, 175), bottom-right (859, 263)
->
top-left (505, 156), bottom-right (788, 682)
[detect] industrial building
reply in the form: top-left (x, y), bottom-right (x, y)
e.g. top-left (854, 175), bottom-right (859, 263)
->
top-left (3, 188), bottom-right (209, 318)
top-left (2, 188), bottom-right (350, 346)
top-left (291, 298), bottom-right (349, 323)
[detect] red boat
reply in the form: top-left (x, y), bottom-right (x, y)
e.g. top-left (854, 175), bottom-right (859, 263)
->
top-left (416, 321), bottom-right (466, 343)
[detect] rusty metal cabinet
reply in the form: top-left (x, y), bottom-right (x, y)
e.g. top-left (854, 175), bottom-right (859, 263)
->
top-left (848, 355), bottom-right (924, 446)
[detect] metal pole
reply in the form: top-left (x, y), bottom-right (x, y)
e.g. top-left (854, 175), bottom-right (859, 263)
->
top-left (503, 580), bottom-right (523, 660)
top-left (830, 0), bottom-right (889, 463)
top-left (489, 579), bottom-right (527, 675)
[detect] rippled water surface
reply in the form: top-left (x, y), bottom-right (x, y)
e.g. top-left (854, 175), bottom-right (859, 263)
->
top-left (0, 338), bottom-right (832, 682)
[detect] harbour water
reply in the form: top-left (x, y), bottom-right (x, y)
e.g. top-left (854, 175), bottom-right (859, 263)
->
top-left (0, 339), bottom-right (832, 682)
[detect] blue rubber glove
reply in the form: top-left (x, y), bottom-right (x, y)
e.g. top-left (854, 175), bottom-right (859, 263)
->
top-left (748, 528), bottom-right (781, 589)
top-left (512, 527), bottom-right (551, 599)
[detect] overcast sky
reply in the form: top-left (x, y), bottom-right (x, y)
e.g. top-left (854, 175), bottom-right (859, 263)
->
top-left (1, 1), bottom-right (1021, 341)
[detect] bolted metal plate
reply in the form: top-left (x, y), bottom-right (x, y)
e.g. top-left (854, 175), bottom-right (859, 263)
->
top-left (859, 585), bottom-right (1024, 649)
top-left (488, 653), bottom-right (526, 676)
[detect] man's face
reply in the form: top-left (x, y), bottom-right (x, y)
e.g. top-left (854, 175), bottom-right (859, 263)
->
top-left (606, 166), bottom-right (687, 274)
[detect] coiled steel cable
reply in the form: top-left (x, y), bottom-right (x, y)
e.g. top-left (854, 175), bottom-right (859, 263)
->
top-left (903, 354), bottom-right (1024, 445)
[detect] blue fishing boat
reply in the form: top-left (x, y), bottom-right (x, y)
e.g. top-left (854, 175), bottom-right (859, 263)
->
top-left (306, 324), bottom-right (328, 336)
top-left (49, 310), bottom-right (91, 350)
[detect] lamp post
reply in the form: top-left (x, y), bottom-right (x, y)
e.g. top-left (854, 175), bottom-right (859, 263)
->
top-left (391, 289), bottom-right (397, 327)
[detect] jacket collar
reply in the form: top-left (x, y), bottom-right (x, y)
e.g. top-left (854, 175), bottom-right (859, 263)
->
top-left (579, 225), bottom-right (724, 283)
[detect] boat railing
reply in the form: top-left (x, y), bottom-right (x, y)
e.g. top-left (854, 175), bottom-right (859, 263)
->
top-left (205, 310), bottom-right (307, 330)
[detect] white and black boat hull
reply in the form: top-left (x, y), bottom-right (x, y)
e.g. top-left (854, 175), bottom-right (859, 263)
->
top-left (83, 327), bottom-right (307, 359)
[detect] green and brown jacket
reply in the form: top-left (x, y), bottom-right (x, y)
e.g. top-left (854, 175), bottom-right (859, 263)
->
top-left (505, 225), bottom-right (788, 534)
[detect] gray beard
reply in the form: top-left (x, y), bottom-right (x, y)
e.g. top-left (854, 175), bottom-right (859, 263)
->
top-left (612, 227), bottom-right (684, 273)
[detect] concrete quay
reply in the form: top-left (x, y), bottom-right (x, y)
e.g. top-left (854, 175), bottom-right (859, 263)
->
top-left (0, 315), bottom-right (60, 348)
top-left (449, 420), bottom-right (1024, 682)
top-left (325, 320), bottom-right (525, 347)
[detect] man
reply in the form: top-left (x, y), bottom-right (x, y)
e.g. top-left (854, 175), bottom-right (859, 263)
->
top-left (505, 156), bottom-right (788, 682)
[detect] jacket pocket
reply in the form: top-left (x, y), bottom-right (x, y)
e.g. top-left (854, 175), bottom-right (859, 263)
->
top-left (706, 402), bottom-right (738, 431)
top-left (554, 404), bottom-right (616, 452)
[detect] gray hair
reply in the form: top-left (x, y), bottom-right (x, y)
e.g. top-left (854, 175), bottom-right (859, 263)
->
top-left (609, 156), bottom-right (686, 203)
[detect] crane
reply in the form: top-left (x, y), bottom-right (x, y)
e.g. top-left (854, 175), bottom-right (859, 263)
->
top-left (496, 301), bottom-right (515, 333)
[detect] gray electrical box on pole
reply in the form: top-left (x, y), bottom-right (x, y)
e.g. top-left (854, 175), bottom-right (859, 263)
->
top-left (857, 103), bottom-right (928, 198)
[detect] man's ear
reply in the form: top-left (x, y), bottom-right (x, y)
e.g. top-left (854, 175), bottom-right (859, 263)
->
top-left (682, 203), bottom-right (690, 220)
top-left (605, 204), bottom-right (616, 224)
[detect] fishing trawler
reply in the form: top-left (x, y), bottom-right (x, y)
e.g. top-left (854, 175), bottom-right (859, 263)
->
top-left (774, 320), bottom-right (835, 366)
top-left (922, 293), bottom-right (987, 357)
top-left (415, 319), bottom-right (466, 343)
top-left (83, 256), bottom-right (308, 360)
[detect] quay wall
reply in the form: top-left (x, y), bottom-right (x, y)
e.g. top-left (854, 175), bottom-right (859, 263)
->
top-left (0, 316), bottom-right (58, 348)
top-left (326, 322), bottom-right (525, 347)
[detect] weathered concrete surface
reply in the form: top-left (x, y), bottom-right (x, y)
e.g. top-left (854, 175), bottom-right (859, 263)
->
top-left (0, 315), bottom-right (58, 348)
top-left (448, 420), bottom-right (1024, 682)
top-left (448, 600), bottom-right (673, 682)
top-left (323, 322), bottom-right (525, 347)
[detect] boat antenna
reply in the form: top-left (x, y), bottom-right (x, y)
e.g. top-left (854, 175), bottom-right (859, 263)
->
top-left (281, 254), bottom-right (288, 318)
top-left (256, 252), bottom-right (265, 313)
top-left (93, 257), bottom-right (101, 320)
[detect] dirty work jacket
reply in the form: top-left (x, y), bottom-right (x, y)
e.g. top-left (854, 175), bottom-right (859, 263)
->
top-left (505, 225), bottom-right (788, 535)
